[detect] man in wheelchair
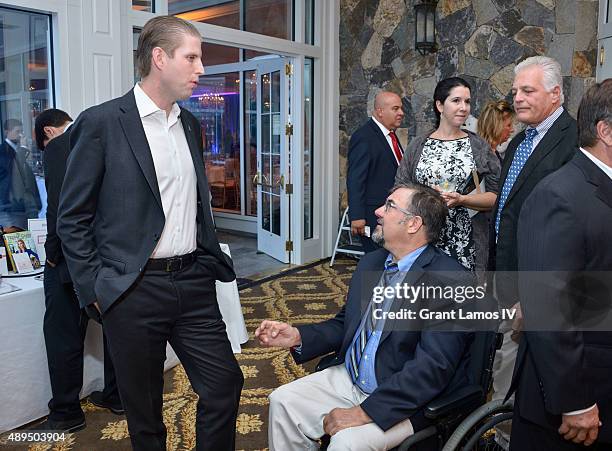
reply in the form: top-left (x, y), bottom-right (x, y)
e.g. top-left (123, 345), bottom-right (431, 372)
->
top-left (256, 183), bottom-right (476, 450)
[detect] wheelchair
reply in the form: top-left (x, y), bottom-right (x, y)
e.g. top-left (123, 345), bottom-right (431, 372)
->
top-left (316, 331), bottom-right (514, 451)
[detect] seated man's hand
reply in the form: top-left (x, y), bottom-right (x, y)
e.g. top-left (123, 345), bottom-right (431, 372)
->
top-left (255, 320), bottom-right (301, 348)
top-left (559, 405), bottom-right (601, 446)
top-left (350, 219), bottom-right (366, 236)
top-left (323, 406), bottom-right (372, 436)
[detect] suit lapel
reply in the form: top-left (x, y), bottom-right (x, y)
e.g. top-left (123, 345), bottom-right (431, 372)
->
top-left (180, 112), bottom-right (207, 197)
top-left (118, 91), bottom-right (163, 210)
top-left (368, 119), bottom-right (399, 168)
top-left (505, 112), bottom-right (570, 206)
top-left (575, 151), bottom-right (612, 210)
top-left (180, 111), bottom-right (217, 233)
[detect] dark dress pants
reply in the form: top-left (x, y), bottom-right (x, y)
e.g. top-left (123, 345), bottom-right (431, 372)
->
top-left (102, 258), bottom-right (244, 451)
top-left (43, 263), bottom-right (120, 422)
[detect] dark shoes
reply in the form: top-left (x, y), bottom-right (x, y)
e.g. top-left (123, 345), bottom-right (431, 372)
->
top-left (34, 417), bottom-right (86, 433)
top-left (88, 391), bottom-right (125, 415)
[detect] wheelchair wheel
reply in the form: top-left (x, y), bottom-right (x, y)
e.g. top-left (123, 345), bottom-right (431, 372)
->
top-left (441, 399), bottom-right (514, 451)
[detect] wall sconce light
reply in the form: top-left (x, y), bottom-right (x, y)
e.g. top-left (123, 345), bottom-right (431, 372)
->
top-left (414, 0), bottom-right (438, 55)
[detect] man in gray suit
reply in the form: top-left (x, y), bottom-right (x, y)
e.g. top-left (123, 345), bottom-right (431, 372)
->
top-left (58, 16), bottom-right (243, 451)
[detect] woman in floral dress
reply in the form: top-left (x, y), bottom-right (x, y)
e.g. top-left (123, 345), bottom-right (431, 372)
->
top-left (395, 77), bottom-right (500, 272)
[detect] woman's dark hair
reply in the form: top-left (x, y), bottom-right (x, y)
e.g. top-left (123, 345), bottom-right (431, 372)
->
top-left (432, 77), bottom-right (472, 127)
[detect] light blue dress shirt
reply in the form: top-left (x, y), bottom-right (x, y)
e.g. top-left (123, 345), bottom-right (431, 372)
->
top-left (346, 244), bottom-right (428, 394)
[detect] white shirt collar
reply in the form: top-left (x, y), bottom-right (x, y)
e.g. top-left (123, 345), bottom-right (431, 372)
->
top-left (133, 83), bottom-right (181, 123)
top-left (580, 147), bottom-right (612, 181)
top-left (4, 138), bottom-right (17, 151)
top-left (371, 116), bottom-right (392, 136)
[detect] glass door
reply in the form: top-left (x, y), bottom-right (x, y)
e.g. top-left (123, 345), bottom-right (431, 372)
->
top-left (255, 58), bottom-right (290, 262)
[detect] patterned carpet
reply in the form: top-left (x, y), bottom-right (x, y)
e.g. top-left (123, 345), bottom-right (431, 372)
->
top-left (2, 257), bottom-right (357, 451)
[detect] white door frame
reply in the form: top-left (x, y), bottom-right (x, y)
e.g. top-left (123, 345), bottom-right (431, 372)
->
top-left (255, 57), bottom-right (290, 263)
top-left (598, 0), bottom-right (612, 81)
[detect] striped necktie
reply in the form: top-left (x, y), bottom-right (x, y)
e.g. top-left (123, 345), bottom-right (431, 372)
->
top-left (495, 128), bottom-right (538, 235)
top-left (347, 262), bottom-right (399, 383)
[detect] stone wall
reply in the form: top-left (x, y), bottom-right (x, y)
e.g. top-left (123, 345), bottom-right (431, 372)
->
top-left (338, 0), bottom-right (598, 194)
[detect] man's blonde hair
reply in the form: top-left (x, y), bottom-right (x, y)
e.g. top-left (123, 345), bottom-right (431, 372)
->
top-left (136, 16), bottom-right (201, 78)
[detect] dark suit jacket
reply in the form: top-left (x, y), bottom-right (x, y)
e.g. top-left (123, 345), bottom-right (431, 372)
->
top-left (347, 119), bottom-right (400, 229)
top-left (0, 141), bottom-right (41, 218)
top-left (511, 151), bottom-right (612, 443)
top-left (57, 89), bottom-right (235, 313)
top-left (0, 142), bottom-right (14, 210)
top-left (293, 245), bottom-right (474, 432)
top-left (43, 131), bottom-right (72, 283)
top-left (489, 109), bottom-right (577, 305)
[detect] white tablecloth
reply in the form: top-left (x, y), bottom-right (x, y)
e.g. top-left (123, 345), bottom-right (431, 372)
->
top-left (0, 244), bottom-right (248, 433)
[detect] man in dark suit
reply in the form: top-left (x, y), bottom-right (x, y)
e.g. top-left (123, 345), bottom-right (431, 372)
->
top-left (488, 56), bottom-right (578, 399)
top-left (347, 91), bottom-right (404, 252)
top-left (35, 108), bottom-right (123, 433)
top-left (256, 183), bottom-right (474, 450)
top-left (509, 79), bottom-right (612, 450)
top-left (57, 17), bottom-right (243, 451)
top-left (0, 119), bottom-right (41, 229)
top-left (490, 56), bottom-right (578, 304)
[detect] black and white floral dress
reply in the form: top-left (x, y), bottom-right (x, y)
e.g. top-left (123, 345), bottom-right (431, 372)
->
top-left (415, 137), bottom-right (476, 270)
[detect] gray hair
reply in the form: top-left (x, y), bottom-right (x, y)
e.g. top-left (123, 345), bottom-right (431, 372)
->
top-left (515, 56), bottom-right (564, 104)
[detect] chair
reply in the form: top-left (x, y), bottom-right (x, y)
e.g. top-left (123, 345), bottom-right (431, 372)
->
top-left (208, 158), bottom-right (240, 209)
top-left (397, 331), bottom-right (509, 450)
top-left (330, 206), bottom-right (365, 267)
top-left (316, 330), bottom-right (507, 450)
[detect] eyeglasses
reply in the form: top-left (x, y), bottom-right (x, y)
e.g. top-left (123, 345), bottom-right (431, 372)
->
top-left (384, 199), bottom-right (415, 218)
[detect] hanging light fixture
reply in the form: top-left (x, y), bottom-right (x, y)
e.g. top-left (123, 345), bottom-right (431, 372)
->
top-left (414, 0), bottom-right (438, 55)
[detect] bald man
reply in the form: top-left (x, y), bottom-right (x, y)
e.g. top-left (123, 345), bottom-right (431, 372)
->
top-left (347, 92), bottom-right (405, 252)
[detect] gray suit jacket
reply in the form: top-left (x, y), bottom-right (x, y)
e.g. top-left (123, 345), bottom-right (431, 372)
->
top-left (57, 89), bottom-right (235, 313)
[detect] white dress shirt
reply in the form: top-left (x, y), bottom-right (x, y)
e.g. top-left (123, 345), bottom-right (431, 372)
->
top-left (133, 83), bottom-right (198, 258)
top-left (528, 106), bottom-right (564, 153)
top-left (371, 116), bottom-right (401, 164)
top-left (581, 147), bottom-right (612, 181)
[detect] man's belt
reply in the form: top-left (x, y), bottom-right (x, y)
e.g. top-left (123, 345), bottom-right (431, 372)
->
top-left (147, 251), bottom-right (197, 272)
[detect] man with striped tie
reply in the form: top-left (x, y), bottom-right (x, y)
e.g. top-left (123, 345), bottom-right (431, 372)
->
top-left (256, 183), bottom-right (474, 450)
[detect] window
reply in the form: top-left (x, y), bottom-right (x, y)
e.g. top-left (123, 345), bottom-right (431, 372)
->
top-left (305, 0), bottom-right (314, 44)
top-left (171, 0), bottom-right (240, 30)
top-left (304, 57), bottom-right (313, 238)
top-left (181, 73), bottom-right (241, 214)
top-left (0, 7), bottom-right (52, 229)
top-left (244, 0), bottom-right (293, 40)
top-left (244, 70), bottom-right (257, 216)
top-left (171, 0), bottom-right (300, 42)
top-left (132, 0), bottom-right (154, 12)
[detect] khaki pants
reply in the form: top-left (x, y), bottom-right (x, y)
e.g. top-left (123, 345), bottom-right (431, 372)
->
top-left (268, 364), bottom-right (414, 450)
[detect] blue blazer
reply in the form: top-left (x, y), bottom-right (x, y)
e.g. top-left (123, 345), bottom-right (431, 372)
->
top-left (57, 90), bottom-right (235, 312)
top-left (294, 245), bottom-right (474, 431)
top-left (347, 119), bottom-right (400, 228)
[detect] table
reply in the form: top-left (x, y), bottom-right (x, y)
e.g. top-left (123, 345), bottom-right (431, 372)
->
top-left (0, 243), bottom-right (248, 433)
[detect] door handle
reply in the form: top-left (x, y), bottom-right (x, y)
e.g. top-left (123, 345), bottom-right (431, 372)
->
top-left (275, 174), bottom-right (285, 189)
top-left (601, 46), bottom-right (605, 67)
top-left (253, 172), bottom-right (269, 186)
